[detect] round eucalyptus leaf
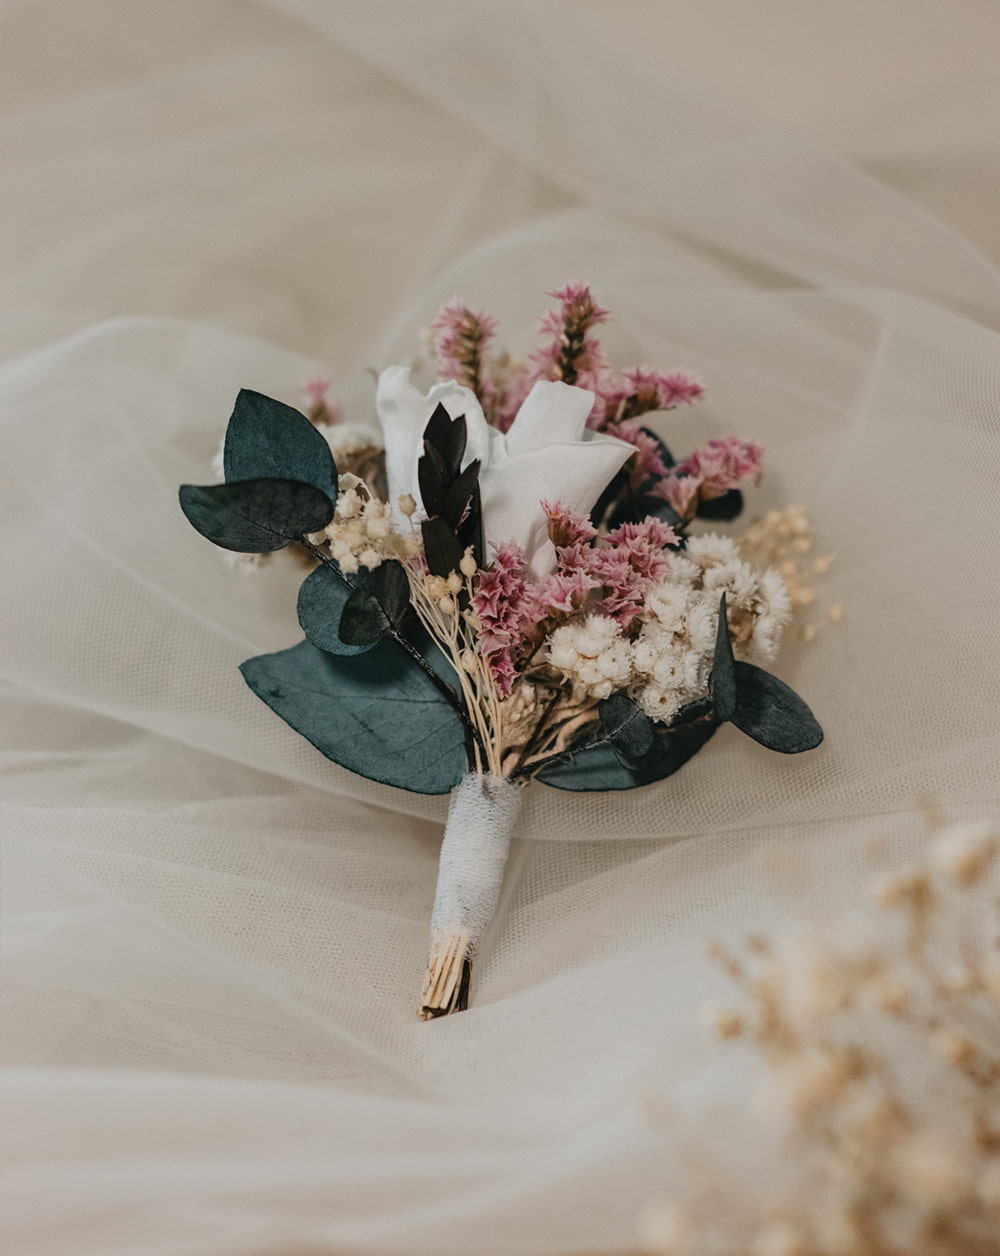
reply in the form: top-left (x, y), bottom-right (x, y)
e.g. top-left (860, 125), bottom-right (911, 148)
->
top-left (223, 389), bottom-right (338, 501)
top-left (731, 661), bottom-right (824, 753)
top-left (296, 564), bottom-right (373, 656)
top-left (240, 637), bottom-right (467, 795)
top-left (708, 592), bottom-right (737, 722)
top-left (179, 478), bottom-right (334, 553)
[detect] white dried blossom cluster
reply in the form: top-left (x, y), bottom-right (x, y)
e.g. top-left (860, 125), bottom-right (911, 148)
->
top-left (320, 474), bottom-right (420, 574)
top-left (544, 536), bottom-right (791, 722)
top-left (632, 533), bottom-right (791, 724)
top-left (547, 614), bottom-right (632, 703)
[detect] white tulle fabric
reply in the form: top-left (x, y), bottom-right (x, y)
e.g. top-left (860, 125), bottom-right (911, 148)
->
top-left (1, 3), bottom-right (998, 1254)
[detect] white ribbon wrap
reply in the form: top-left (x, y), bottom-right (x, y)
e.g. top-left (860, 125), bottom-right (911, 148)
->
top-left (422, 773), bottom-right (521, 1014)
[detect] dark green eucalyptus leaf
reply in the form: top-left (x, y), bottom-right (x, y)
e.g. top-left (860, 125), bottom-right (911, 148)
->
top-left (697, 488), bottom-right (743, 521)
top-left (179, 478), bottom-right (334, 553)
top-left (421, 515), bottom-right (464, 577)
top-left (675, 695), bottom-right (714, 723)
top-left (608, 491), bottom-right (683, 532)
top-left (538, 715), bottom-right (720, 791)
top-left (730, 662), bottom-right (824, 753)
top-left (423, 404), bottom-right (466, 478)
top-left (599, 693), bottom-right (656, 764)
top-left (296, 563), bottom-right (372, 656)
top-left (455, 482), bottom-right (485, 568)
top-left (443, 458), bottom-right (481, 528)
top-left (223, 389), bottom-right (338, 502)
top-left (239, 636), bottom-right (467, 794)
top-left (709, 593), bottom-right (737, 721)
top-left (417, 444), bottom-right (448, 518)
top-left (589, 467), bottom-right (628, 530)
top-left (339, 560), bottom-right (410, 647)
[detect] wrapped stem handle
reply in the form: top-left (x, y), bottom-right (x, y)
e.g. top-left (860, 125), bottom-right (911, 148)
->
top-left (419, 773), bottom-right (521, 1018)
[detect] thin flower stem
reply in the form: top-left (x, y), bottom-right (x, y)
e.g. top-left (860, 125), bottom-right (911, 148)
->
top-left (510, 688), bottom-right (562, 778)
top-left (296, 536), bottom-right (486, 767)
top-left (510, 727), bottom-right (617, 781)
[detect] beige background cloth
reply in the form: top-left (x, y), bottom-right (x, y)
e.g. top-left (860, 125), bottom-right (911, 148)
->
top-left (1, 4), bottom-right (998, 1254)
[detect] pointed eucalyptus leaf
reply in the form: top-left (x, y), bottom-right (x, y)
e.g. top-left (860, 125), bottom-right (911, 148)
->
top-left (589, 467), bottom-right (628, 529)
top-left (423, 404), bottom-right (466, 478)
top-left (239, 636), bottom-right (467, 794)
top-left (709, 593), bottom-right (737, 721)
top-left (296, 563), bottom-right (372, 656)
top-left (696, 488), bottom-right (743, 521)
top-left (730, 662), bottom-right (824, 753)
top-left (639, 426), bottom-right (675, 474)
top-left (443, 458), bottom-right (480, 528)
top-left (223, 389), bottom-right (338, 501)
top-left (538, 715), bottom-right (720, 791)
top-left (608, 491), bottom-right (682, 532)
top-left (417, 445), bottom-right (448, 518)
top-left (179, 478), bottom-right (333, 553)
top-left (599, 693), bottom-right (656, 765)
top-left (455, 483), bottom-right (485, 568)
top-left (339, 560), bottom-right (410, 647)
top-left (421, 515), bottom-right (464, 577)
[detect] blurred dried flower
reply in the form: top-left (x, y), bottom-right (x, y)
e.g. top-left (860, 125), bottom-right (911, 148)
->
top-left (644, 816), bottom-right (1000, 1256)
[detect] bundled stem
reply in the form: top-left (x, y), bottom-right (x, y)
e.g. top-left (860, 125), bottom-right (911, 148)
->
top-left (419, 772), bottom-right (522, 1018)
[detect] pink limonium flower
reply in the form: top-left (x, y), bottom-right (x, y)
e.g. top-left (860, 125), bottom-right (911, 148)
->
top-left (588, 518), bottom-right (678, 627)
top-left (525, 568), bottom-right (598, 619)
top-left (608, 420), bottom-right (671, 490)
top-left (541, 499), bottom-right (598, 548)
top-left (471, 542), bottom-right (529, 697)
top-left (656, 471), bottom-right (703, 520)
top-left (655, 436), bottom-right (764, 522)
top-left (676, 436), bottom-right (764, 499)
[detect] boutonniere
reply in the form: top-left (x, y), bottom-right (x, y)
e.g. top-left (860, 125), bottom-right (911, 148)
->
top-left (181, 285), bottom-right (823, 1017)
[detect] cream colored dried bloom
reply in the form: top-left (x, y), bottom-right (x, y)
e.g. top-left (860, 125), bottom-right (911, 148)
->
top-left (647, 817), bottom-right (999, 1254)
top-left (929, 819), bottom-right (998, 886)
top-left (336, 487), bottom-right (363, 519)
top-left (750, 1217), bottom-right (805, 1256)
top-left (701, 1002), bottom-right (744, 1040)
top-left (632, 536), bottom-right (792, 725)
top-left (547, 614), bottom-right (631, 702)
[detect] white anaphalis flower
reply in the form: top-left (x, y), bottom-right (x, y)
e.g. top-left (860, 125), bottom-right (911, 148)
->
top-left (375, 367), bottom-right (634, 578)
top-left (547, 614), bottom-right (631, 702)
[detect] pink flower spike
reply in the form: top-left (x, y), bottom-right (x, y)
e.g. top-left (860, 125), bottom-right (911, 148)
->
top-left (300, 376), bottom-right (342, 425)
top-left (301, 376), bottom-right (331, 407)
top-left (528, 283), bottom-right (612, 404)
top-left (548, 282), bottom-right (611, 326)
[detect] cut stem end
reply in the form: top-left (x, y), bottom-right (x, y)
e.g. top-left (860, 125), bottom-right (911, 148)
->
top-left (419, 932), bottom-right (473, 1019)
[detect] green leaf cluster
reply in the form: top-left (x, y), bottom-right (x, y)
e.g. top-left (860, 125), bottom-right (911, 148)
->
top-left (180, 390), bottom-right (470, 792)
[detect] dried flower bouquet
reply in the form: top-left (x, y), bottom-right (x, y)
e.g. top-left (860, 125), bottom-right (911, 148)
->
top-left (179, 285), bottom-right (823, 1017)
